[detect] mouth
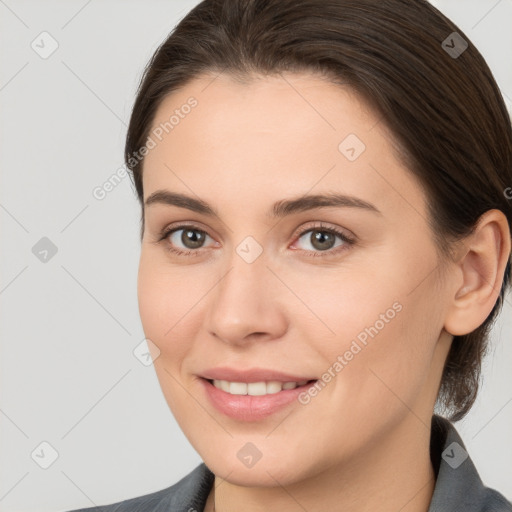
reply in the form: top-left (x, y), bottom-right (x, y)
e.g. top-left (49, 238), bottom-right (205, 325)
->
top-left (202, 377), bottom-right (318, 396)
top-left (199, 377), bottom-right (319, 421)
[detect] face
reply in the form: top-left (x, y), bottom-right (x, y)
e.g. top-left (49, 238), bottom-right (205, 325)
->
top-left (137, 72), bottom-right (454, 486)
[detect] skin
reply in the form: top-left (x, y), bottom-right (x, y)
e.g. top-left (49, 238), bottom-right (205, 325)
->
top-left (137, 72), bottom-right (511, 512)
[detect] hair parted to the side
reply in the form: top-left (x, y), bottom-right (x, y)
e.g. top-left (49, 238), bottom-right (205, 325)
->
top-left (125, 0), bottom-right (512, 422)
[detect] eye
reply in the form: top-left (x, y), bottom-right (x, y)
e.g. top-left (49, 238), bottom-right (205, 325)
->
top-left (291, 222), bottom-right (355, 257)
top-left (158, 225), bottom-right (216, 256)
top-left (157, 222), bottom-right (355, 258)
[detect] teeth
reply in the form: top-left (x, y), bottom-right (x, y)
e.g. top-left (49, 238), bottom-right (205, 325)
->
top-left (212, 379), bottom-right (310, 395)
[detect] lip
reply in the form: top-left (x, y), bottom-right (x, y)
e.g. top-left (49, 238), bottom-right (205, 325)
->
top-left (199, 366), bottom-right (316, 383)
top-left (198, 377), bottom-right (318, 421)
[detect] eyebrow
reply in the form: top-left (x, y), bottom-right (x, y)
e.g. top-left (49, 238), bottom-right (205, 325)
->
top-left (144, 190), bottom-right (382, 218)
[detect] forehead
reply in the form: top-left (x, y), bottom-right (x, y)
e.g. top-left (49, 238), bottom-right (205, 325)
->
top-left (142, 72), bottom-right (426, 222)
top-left (148, 71), bottom-right (377, 144)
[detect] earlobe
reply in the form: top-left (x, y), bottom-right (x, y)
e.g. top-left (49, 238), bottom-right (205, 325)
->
top-left (444, 209), bottom-right (511, 337)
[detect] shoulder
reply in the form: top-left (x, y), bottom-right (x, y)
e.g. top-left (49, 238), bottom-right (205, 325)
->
top-left (429, 415), bottom-right (512, 512)
top-left (63, 462), bottom-right (214, 512)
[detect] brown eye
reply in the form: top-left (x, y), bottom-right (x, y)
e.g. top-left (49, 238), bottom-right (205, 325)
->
top-left (308, 230), bottom-right (337, 251)
top-left (299, 228), bottom-right (350, 251)
top-left (295, 226), bottom-right (353, 255)
top-left (177, 228), bottom-right (207, 249)
top-left (160, 225), bottom-right (215, 256)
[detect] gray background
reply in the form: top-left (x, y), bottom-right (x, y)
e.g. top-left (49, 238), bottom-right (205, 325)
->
top-left (0, 1), bottom-right (511, 511)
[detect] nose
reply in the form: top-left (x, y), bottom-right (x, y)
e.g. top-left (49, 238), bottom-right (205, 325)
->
top-left (204, 250), bottom-right (288, 347)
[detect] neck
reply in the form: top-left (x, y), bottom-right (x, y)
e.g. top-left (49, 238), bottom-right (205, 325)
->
top-left (205, 415), bottom-right (436, 512)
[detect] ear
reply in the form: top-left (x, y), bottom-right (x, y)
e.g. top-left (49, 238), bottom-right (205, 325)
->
top-left (444, 209), bottom-right (511, 337)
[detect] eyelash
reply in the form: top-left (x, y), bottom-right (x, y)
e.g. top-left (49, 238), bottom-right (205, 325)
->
top-left (157, 222), bottom-right (356, 258)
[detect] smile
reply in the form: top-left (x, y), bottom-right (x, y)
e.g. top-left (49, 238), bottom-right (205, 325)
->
top-left (200, 378), bottom-right (319, 421)
top-left (209, 379), bottom-right (313, 395)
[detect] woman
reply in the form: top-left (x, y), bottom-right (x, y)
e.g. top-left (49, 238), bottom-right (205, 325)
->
top-left (67, 0), bottom-right (512, 511)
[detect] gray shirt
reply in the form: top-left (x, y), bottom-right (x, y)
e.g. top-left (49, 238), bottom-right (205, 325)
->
top-left (65, 414), bottom-right (512, 511)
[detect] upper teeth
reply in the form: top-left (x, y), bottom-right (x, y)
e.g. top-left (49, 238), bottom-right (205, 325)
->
top-left (213, 379), bottom-right (309, 395)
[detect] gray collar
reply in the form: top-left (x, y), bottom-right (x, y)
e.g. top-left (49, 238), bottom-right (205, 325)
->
top-left (427, 414), bottom-right (511, 511)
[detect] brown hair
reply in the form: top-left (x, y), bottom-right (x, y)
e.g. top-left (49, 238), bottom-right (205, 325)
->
top-left (125, 0), bottom-right (512, 422)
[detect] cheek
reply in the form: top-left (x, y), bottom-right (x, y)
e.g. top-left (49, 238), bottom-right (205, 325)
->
top-left (282, 264), bottom-right (401, 355)
top-left (137, 250), bottom-right (207, 335)
top-left (136, 256), bottom-right (202, 417)
top-left (299, 260), bottom-right (441, 407)
top-left (137, 254), bottom-right (192, 360)
top-left (334, 285), bottom-right (443, 426)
